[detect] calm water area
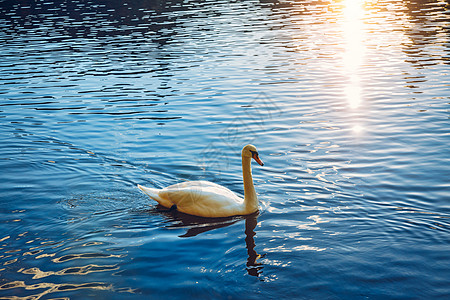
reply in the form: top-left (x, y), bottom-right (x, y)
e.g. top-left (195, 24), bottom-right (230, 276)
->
top-left (0, 0), bottom-right (449, 299)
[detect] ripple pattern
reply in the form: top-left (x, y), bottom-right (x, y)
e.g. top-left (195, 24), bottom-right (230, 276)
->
top-left (1, 0), bottom-right (449, 299)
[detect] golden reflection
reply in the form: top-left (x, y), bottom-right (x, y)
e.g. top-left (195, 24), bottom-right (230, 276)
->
top-left (19, 264), bottom-right (119, 279)
top-left (0, 280), bottom-right (113, 300)
top-left (52, 252), bottom-right (123, 263)
top-left (0, 231), bottom-right (133, 299)
top-left (0, 236), bottom-right (11, 242)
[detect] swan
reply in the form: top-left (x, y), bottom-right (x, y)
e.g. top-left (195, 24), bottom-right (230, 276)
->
top-left (138, 144), bottom-right (264, 218)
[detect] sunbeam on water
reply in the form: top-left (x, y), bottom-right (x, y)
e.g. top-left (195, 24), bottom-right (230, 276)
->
top-left (0, 0), bottom-right (449, 299)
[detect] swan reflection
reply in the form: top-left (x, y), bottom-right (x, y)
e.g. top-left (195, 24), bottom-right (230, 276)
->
top-left (160, 209), bottom-right (264, 277)
top-left (244, 213), bottom-right (264, 278)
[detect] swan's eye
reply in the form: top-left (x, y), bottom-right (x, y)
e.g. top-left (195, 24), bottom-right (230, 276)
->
top-left (249, 149), bottom-right (264, 166)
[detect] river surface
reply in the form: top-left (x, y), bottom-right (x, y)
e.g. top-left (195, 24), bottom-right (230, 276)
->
top-left (0, 0), bottom-right (449, 299)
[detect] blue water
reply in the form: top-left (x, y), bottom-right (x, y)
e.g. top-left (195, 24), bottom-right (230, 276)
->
top-left (0, 0), bottom-right (449, 299)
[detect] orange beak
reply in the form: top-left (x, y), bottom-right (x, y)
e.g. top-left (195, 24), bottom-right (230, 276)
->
top-left (252, 153), bottom-right (264, 166)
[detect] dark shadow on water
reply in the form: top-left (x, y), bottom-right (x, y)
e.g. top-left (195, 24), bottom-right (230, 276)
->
top-left (244, 213), bottom-right (265, 278)
top-left (150, 206), bottom-right (265, 278)
top-left (159, 206), bottom-right (242, 237)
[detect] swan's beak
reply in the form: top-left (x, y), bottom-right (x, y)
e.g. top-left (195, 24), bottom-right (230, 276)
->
top-left (252, 153), bottom-right (264, 166)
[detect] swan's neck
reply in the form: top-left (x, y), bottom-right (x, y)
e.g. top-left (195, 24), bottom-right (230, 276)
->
top-left (242, 156), bottom-right (258, 213)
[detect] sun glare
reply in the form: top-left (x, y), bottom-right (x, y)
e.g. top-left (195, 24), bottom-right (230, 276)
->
top-left (341, 0), bottom-right (366, 109)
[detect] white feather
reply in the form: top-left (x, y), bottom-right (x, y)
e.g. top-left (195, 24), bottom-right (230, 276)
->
top-left (138, 145), bottom-right (263, 218)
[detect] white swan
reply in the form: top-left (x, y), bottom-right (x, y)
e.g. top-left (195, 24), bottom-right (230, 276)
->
top-left (138, 144), bottom-right (264, 218)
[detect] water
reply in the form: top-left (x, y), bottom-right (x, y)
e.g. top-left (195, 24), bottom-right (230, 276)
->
top-left (0, 0), bottom-right (449, 298)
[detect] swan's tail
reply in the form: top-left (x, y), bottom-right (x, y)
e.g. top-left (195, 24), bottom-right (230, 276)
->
top-left (137, 184), bottom-right (160, 199)
top-left (137, 184), bottom-right (173, 208)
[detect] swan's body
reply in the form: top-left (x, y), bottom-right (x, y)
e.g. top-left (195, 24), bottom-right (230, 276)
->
top-left (138, 144), bottom-right (264, 218)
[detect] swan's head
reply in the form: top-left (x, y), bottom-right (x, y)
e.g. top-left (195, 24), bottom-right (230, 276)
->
top-left (242, 144), bottom-right (264, 166)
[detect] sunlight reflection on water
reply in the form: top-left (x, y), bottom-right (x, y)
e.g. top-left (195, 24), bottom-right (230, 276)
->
top-left (0, 0), bottom-right (449, 298)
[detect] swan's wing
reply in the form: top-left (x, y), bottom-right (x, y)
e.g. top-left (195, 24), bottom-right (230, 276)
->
top-left (162, 181), bottom-right (242, 205)
top-left (159, 181), bottom-right (244, 217)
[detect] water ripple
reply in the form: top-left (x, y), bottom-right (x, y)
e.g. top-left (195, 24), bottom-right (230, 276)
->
top-left (1, 0), bottom-right (449, 298)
